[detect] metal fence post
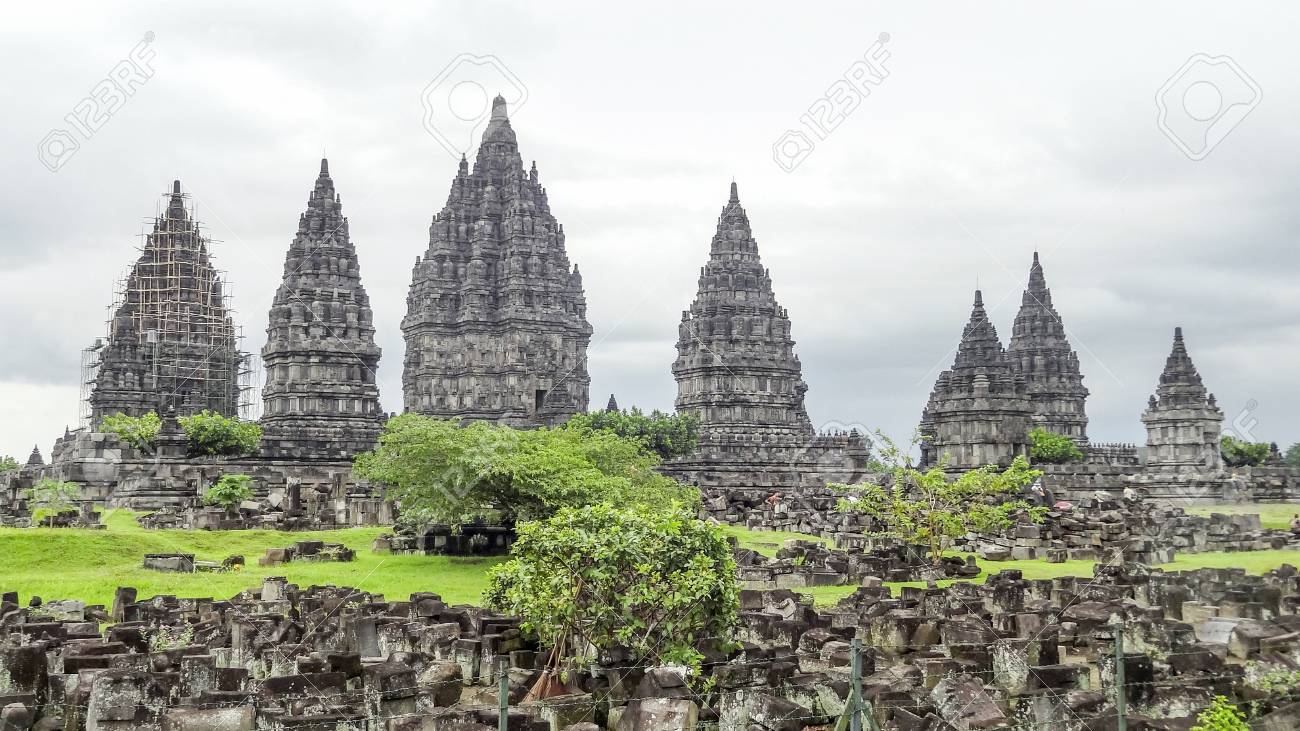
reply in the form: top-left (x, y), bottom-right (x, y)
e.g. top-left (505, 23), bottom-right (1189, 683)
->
top-left (499, 656), bottom-right (509, 731)
top-left (850, 638), bottom-right (863, 731)
top-left (1113, 622), bottom-right (1127, 731)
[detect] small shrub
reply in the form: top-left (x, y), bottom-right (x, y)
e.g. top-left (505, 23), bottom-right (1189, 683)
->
top-left (205, 474), bottom-right (254, 511)
top-left (101, 411), bottom-right (162, 451)
top-left (485, 504), bottom-right (738, 689)
top-left (0, 455), bottom-right (18, 474)
top-left (25, 479), bottom-right (81, 527)
top-left (1028, 428), bottom-right (1084, 464)
top-left (149, 624), bottom-right (195, 652)
top-left (178, 410), bottom-right (261, 456)
top-left (1190, 695), bottom-right (1248, 731)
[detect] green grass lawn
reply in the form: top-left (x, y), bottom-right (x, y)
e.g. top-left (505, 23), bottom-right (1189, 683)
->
top-left (1184, 503), bottom-right (1300, 530)
top-left (2, 514), bottom-right (1297, 611)
top-left (0, 511), bottom-right (502, 608)
top-left (717, 524), bottom-right (829, 557)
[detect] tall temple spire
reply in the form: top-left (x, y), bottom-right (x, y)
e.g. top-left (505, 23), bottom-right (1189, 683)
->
top-left (663, 182), bottom-right (868, 492)
top-left (260, 159), bottom-right (383, 459)
top-left (402, 95), bottom-right (591, 426)
top-left (1007, 252), bottom-right (1088, 442)
top-left (88, 180), bottom-right (242, 423)
top-left (1141, 327), bottom-right (1223, 473)
top-left (919, 289), bottom-right (1032, 469)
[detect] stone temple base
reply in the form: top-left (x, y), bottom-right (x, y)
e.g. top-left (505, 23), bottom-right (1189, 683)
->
top-left (660, 430), bottom-right (870, 492)
top-left (1, 428), bottom-right (391, 524)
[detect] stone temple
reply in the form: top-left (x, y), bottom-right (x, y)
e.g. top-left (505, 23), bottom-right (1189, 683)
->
top-left (661, 183), bottom-right (867, 491)
top-left (1140, 327), bottom-right (1224, 473)
top-left (259, 159), bottom-right (384, 460)
top-left (87, 181), bottom-right (243, 423)
top-left (919, 289), bottom-right (1033, 469)
top-left (402, 96), bottom-right (591, 426)
top-left (1006, 252), bottom-right (1089, 443)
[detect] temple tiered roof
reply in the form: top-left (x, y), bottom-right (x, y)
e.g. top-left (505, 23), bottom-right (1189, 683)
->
top-left (402, 96), bottom-right (591, 426)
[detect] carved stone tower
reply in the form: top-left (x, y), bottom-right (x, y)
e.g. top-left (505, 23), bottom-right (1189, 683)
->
top-left (664, 183), bottom-right (867, 490)
top-left (1140, 327), bottom-right (1223, 473)
top-left (402, 96), bottom-right (591, 426)
top-left (88, 181), bottom-right (242, 423)
top-left (1007, 252), bottom-right (1089, 443)
top-left (259, 159), bottom-right (384, 460)
top-left (920, 290), bottom-right (1033, 469)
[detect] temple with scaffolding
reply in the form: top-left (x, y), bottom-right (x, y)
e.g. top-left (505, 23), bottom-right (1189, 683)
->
top-left (81, 180), bottom-right (252, 426)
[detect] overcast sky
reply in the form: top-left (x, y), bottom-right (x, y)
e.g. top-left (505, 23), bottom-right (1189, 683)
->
top-left (2, 2), bottom-right (1297, 461)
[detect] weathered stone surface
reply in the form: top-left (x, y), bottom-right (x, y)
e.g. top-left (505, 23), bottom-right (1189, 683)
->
top-left (661, 183), bottom-right (867, 492)
top-left (920, 289), bottom-right (1032, 469)
top-left (1006, 252), bottom-right (1089, 444)
top-left (618, 698), bottom-right (698, 731)
top-left (259, 158), bottom-right (383, 460)
top-left (88, 180), bottom-right (243, 422)
top-left (1140, 327), bottom-right (1224, 474)
top-left (402, 96), bottom-right (591, 426)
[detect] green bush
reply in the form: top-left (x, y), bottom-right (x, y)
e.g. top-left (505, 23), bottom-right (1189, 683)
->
top-left (1190, 696), bottom-right (1248, 731)
top-left (354, 414), bottom-right (699, 530)
top-left (1028, 428), bottom-right (1084, 464)
top-left (485, 504), bottom-right (737, 689)
top-left (178, 410), bottom-right (261, 456)
top-left (1221, 436), bottom-right (1270, 467)
top-left (205, 474), bottom-right (254, 511)
top-left (0, 455), bottom-right (18, 474)
top-left (562, 407), bottom-right (699, 460)
top-left (101, 411), bottom-right (162, 451)
top-left (1285, 443), bottom-right (1300, 468)
top-left (25, 479), bottom-right (82, 527)
top-left (835, 431), bottom-right (1045, 566)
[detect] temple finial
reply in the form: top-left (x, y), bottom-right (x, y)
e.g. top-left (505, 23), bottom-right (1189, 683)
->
top-left (729, 181), bottom-right (739, 204)
top-left (172, 180), bottom-right (182, 196)
top-left (491, 94), bottom-right (508, 120)
top-left (320, 158), bottom-right (329, 176)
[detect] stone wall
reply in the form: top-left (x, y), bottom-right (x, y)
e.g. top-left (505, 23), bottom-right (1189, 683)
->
top-left (4, 563), bottom-right (1300, 729)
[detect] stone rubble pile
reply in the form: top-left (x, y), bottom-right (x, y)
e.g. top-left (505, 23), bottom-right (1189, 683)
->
top-left (3, 562), bottom-right (1299, 729)
top-left (735, 540), bottom-right (979, 590)
top-left (957, 500), bottom-right (1300, 564)
top-left (259, 541), bottom-right (356, 567)
top-left (701, 485), bottom-right (873, 537)
top-left (135, 476), bottom-right (392, 532)
top-left (374, 524), bottom-right (517, 557)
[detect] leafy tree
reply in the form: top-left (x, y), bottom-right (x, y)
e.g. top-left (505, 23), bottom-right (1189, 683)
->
top-left (1221, 435), bottom-right (1270, 467)
top-left (0, 455), bottom-right (18, 474)
top-left (1285, 443), bottom-right (1300, 468)
top-left (1190, 695), bottom-right (1249, 731)
top-left (562, 407), bottom-right (699, 460)
top-left (101, 411), bottom-right (162, 451)
top-left (25, 479), bottom-right (82, 527)
top-left (1028, 428), bottom-right (1083, 464)
top-left (833, 431), bottom-right (1045, 566)
top-left (355, 414), bottom-right (698, 530)
top-left (485, 504), bottom-right (738, 695)
top-left (178, 410), bottom-right (261, 456)
top-left (205, 474), bottom-right (254, 511)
